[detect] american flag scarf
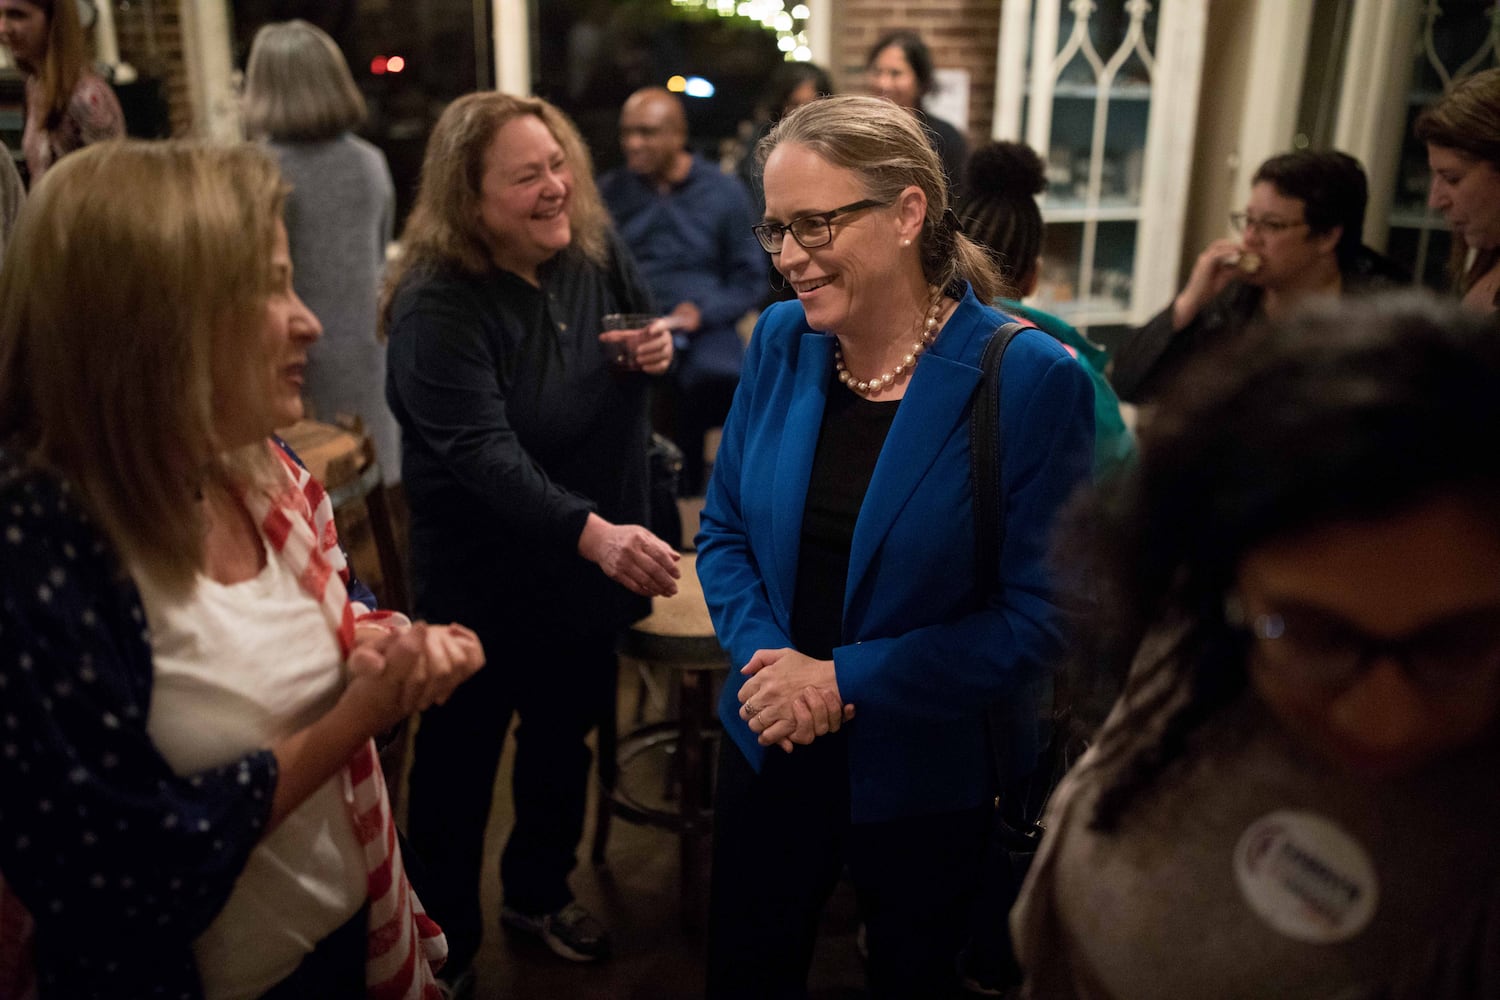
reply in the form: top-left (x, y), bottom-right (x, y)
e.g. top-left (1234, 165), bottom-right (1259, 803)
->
top-left (0, 442), bottom-right (447, 999)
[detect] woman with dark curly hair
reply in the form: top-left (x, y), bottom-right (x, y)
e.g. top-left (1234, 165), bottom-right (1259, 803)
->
top-left (1012, 293), bottom-right (1500, 999)
top-left (960, 140), bottom-right (1135, 481)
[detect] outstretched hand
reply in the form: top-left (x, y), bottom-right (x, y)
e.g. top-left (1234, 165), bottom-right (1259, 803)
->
top-left (578, 512), bottom-right (681, 597)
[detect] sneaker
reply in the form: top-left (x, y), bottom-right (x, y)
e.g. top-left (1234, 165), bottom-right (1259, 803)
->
top-left (500, 901), bottom-right (611, 962)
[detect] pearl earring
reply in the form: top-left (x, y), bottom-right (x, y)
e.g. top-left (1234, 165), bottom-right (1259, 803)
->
top-left (901, 238), bottom-right (912, 247)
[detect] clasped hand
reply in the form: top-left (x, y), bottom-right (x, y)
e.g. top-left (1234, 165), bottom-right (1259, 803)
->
top-left (737, 647), bottom-right (855, 752)
top-left (345, 621), bottom-right (486, 732)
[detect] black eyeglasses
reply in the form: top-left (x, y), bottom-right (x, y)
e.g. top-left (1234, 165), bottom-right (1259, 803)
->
top-left (751, 199), bottom-right (888, 253)
top-left (1225, 595), bottom-right (1500, 696)
top-left (1229, 211), bottom-right (1308, 236)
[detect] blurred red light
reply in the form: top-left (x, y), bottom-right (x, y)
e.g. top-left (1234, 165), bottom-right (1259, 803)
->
top-left (370, 56), bottom-right (388, 75)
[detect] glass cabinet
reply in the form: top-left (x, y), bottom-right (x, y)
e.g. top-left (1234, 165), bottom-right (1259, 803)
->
top-left (994, 0), bottom-right (1206, 335)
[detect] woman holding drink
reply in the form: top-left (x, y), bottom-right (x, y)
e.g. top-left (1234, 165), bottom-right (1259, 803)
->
top-left (382, 91), bottom-right (677, 990)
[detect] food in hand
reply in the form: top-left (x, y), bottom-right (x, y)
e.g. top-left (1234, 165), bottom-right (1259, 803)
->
top-left (1225, 251), bottom-right (1262, 274)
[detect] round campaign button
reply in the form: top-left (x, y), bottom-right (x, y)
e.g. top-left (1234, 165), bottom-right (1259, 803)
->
top-left (1233, 810), bottom-right (1379, 944)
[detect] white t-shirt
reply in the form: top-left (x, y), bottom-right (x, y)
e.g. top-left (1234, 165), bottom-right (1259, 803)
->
top-left (138, 540), bottom-right (367, 1000)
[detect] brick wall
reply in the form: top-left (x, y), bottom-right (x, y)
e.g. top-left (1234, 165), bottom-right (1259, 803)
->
top-left (831, 0), bottom-right (1002, 142)
top-left (114, 2), bottom-right (193, 137)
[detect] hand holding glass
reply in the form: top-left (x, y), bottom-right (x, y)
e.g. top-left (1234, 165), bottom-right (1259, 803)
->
top-left (599, 313), bottom-right (656, 369)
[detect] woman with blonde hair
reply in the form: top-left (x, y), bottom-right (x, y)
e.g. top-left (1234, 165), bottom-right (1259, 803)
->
top-left (0, 0), bottom-right (124, 183)
top-left (384, 91), bottom-right (678, 989)
top-left (244, 19), bottom-right (401, 484)
top-left (698, 94), bottom-right (1093, 997)
top-left (0, 140), bottom-right (483, 999)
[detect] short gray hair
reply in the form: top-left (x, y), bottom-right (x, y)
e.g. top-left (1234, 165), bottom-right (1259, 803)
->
top-left (243, 20), bottom-right (366, 141)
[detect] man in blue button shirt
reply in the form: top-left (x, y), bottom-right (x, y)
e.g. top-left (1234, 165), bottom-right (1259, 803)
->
top-left (599, 87), bottom-right (763, 495)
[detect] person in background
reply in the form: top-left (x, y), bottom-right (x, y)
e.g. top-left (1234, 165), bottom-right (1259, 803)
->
top-left (243, 20), bottom-right (402, 485)
top-left (698, 94), bottom-right (1093, 999)
top-left (737, 60), bottom-right (834, 220)
top-left (960, 139), bottom-right (1135, 482)
top-left (384, 91), bottom-right (678, 991)
top-left (0, 0), bottom-right (123, 184)
top-left (599, 86), bottom-right (763, 496)
top-left (739, 61), bottom-right (835, 316)
top-left (1415, 67), bottom-right (1500, 314)
top-left (1013, 294), bottom-right (1500, 1000)
top-left (1111, 150), bottom-right (1405, 405)
top-left (0, 140), bottom-right (483, 1000)
top-left (0, 151), bottom-right (22, 258)
top-left (866, 28), bottom-right (968, 201)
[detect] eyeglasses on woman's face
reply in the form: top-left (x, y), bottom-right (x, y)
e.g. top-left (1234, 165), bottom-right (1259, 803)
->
top-left (1229, 211), bottom-right (1308, 236)
top-left (1225, 594), bottom-right (1500, 698)
top-left (752, 199), bottom-right (888, 253)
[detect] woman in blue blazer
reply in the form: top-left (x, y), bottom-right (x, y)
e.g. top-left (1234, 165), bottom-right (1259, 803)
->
top-left (697, 95), bottom-right (1095, 998)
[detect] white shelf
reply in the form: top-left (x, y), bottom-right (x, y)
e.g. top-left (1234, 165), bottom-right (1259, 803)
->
top-left (1040, 200), bottom-right (1142, 223)
top-left (1001, 0), bottom-right (1205, 334)
top-left (1045, 81), bottom-right (1153, 101)
top-left (1040, 298), bottom-right (1133, 327)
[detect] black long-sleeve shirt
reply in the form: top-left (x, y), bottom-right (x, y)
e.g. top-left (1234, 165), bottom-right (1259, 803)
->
top-left (385, 239), bottom-right (656, 632)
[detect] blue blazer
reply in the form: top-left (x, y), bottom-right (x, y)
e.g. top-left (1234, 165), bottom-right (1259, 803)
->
top-left (696, 287), bottom-right (1095, 823)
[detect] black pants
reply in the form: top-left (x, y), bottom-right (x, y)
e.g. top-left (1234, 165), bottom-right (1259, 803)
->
top-left (705, 733), bottom-right (989, 1000)
top-left (404, 625), bottom-right (617, 972)
top-left (674, 378), bottom-right (735, 496)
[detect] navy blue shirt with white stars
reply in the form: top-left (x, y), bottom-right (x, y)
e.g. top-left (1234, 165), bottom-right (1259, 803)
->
top-left (0, 446), bottom-right (280, 999)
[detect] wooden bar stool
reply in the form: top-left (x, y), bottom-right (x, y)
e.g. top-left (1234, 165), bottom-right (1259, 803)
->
top-left (592, 553), bottom-right (728, 930)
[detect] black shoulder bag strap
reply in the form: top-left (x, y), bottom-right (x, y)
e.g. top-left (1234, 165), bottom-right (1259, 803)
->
top-left (969, 321), bottom-right (1028, 594)
top-left (971, 320), bottom-right (1079, 853)
top-left (970, 321), bottom-right (1052, 850)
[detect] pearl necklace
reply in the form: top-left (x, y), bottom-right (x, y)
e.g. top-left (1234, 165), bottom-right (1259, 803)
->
top-left (835, 289), bottom-right (943, 397)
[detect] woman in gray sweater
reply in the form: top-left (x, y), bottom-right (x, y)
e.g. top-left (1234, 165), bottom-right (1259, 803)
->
top-left (243, 19), bottom-right (400, 484)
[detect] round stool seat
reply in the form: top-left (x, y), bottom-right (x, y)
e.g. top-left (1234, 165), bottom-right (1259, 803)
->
top-left (618, 559), bottom-right (727, 665)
